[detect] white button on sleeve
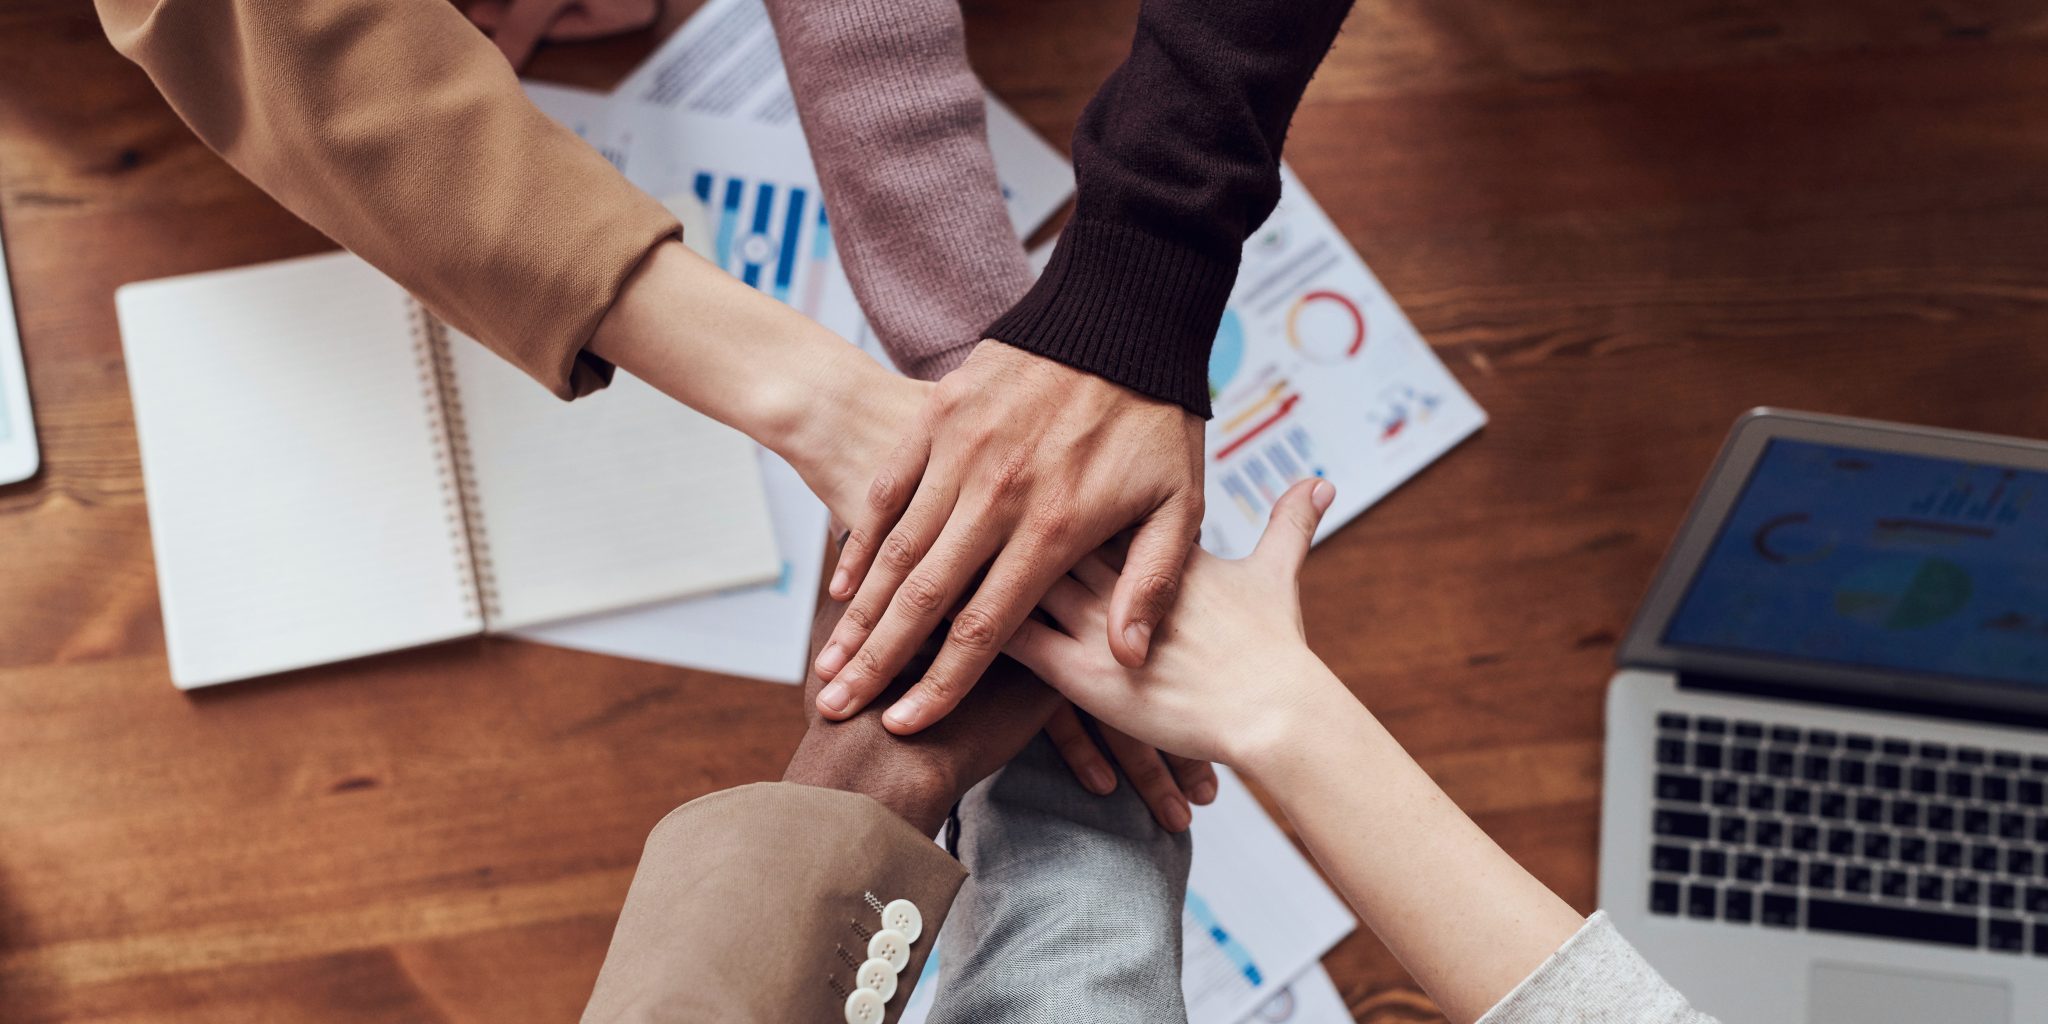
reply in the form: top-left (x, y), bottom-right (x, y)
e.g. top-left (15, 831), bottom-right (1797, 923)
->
top-left (867, 928), bottom-right (910, 972)
top-left (881, 898), bottom-right (923, 943)
top-left (856, 957), bottom-right (899, 1001)
top-left (844, 987), bottom-right (886, 1024)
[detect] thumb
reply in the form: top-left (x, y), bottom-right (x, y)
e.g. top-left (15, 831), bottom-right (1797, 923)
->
top-left (1108, 500), bottom-right (1200, 668)
top-left (1251, 478), bottom-right (1335, 576)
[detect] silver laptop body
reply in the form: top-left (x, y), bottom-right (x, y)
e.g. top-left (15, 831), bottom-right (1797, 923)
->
top-left (1599, 409), bottom-right (2048, 1024)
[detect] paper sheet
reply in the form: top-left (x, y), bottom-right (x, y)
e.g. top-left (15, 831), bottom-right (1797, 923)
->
top-left (1197, 165), bottom-right (1487, 558)
top-left (512, 0), bottom-right (1074, 683)
top-left (896, 767), bottom-right (1356, 1024)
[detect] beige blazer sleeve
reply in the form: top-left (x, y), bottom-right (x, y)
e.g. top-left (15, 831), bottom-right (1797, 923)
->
top-left (95, 0), bottom-right (679, 399)
top-left (581, 782), bottom-right (965, 1024)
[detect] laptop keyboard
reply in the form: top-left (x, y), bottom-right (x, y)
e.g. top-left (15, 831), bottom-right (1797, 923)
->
top-left (1648, 712), bottom-right (2048, 954)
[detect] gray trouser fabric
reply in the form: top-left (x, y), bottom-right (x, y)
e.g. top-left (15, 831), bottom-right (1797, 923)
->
top-left (926, 733), bottom-right (1193, 1023)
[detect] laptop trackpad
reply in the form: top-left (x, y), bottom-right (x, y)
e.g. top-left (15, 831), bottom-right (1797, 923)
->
top-left (1810, 963), bottom-right (2008, 1024)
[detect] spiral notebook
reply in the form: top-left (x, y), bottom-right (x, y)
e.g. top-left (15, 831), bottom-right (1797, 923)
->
top-left (117, 252), bottom-right (781, 689)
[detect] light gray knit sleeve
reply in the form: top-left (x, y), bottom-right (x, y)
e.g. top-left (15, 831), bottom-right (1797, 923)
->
top-left (1476, 912), bottom-right (1719, 1024)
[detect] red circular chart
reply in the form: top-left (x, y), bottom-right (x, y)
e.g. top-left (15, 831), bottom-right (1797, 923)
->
top-left (1285, 290), bottom-right (1365, 362)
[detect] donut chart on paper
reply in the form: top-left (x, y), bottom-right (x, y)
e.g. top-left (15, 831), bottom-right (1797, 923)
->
top-left (1285, 290), bottom-right (1365, 362)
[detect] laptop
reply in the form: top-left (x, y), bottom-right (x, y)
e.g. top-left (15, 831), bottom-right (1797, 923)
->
top-left (1600, 408), bottom-right (2048, 1023)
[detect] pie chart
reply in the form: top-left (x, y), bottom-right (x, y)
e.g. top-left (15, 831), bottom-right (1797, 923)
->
top-left (1209, 308), bottom-right (1246, 395)
top-left (1833, 556), bottom-right (1972, 631)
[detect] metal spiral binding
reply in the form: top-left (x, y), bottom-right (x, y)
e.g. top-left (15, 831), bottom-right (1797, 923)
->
top-left (408, 300), bottom-right (497, 625)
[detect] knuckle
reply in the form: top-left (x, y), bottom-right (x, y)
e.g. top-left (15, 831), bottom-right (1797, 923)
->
top-left (1135, 570), bottom-right (1182, 611)
top-left (947, 607), bottom-right (1000, 651)
top-left (864, 470), bottom-right (901, 514)
top-left (987, 446), bottom-right (1035, 501)
top-left (1127, 758), bottom-right (1173, 790)
top-left (841, 602), bottom-right (877, 633)
top-left (842, 528), bottom-right (874, 558)
top-left (897, 574), bottom-right (946, 615)
top-left (848, 647), bottom-right (889, 688)
top-left (1027, 499), bottom-right (1076, 545)
top-left (915, 670), bottom-right (965, 707)
top-left (878, 532), bottom-right (920, 573)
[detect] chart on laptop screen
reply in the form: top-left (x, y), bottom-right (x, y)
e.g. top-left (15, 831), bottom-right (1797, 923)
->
top-left (1666, 439), bottom-right (2048, 686)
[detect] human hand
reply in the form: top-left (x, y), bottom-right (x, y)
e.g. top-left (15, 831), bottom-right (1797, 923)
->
top-left (1003, 479), bottom-right (1342, 767)
top-left (813, 340), bottom-right (1205, 735)
top-left (1044, 703), bottom-right (1217, 832)
top-left (784, 591), bottom-right (1063, 836)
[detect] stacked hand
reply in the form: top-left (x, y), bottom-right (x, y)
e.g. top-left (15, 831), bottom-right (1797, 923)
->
top-left (779, 344), bottom-right (1214, 830)
top-left (813, 340), bottom-right (1206, 734)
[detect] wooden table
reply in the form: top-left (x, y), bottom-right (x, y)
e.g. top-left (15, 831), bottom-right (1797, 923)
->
top-left (5, 1), bottom-right (2047, 1019)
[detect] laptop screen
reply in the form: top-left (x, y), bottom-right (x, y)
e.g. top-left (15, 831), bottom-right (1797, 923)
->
top-left (1664, 438), bottom-right (2048, 688)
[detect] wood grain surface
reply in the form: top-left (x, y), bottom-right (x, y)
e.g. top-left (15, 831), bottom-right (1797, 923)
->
top-left (5, 0), bottom-right (2048, 1020)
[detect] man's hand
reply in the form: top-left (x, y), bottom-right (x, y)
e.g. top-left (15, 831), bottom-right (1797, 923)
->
top-left (812, 341), bottom-right (1205, 735)
top-left (784, 593), bottom-right (1063, 836)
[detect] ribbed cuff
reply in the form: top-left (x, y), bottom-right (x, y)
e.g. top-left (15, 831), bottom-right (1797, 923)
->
top-left (985, 219), bottom-right (1237, 417)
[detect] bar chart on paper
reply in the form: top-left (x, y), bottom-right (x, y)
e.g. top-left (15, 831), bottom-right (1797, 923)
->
top-left (690, 171), bottom-right (839, 318)
top-left (1199, 166), bottom-right (1486, 559)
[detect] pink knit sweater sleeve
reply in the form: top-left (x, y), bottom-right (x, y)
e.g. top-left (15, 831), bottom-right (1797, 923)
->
top-left (760, 0), bottom-right (1029, 382)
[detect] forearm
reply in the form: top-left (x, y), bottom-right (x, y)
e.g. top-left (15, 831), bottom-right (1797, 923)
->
top-left (587, 241), bottom-right (920, 517)
top-left (97, 0), bottom-right (677, 400)
top-left (1240, 671), bottom-right (1583, 1024)
top-left (762, 0), bottom-right (1030, 380)
top-left (986, 0), bottom-right (1356, 415)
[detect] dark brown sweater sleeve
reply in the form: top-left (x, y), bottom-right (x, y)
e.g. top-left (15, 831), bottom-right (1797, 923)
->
top-left (984, 0), bottom-right (1355, 417)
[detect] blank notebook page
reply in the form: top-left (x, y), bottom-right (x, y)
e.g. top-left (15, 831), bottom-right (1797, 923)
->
top-left (440, 329), bottom-right (780, 630)
top-left (118, 254), bottom-right (479, 687)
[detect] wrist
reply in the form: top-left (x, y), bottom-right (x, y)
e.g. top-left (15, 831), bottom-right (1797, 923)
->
top-left (1227, 655), bottom-right (1362, 779)
top-left (783, 721), bottom-right (957, 836)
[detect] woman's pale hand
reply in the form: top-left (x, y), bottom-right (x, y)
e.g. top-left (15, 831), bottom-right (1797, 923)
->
top-left (1004, 478), bottom-right (1340, 767)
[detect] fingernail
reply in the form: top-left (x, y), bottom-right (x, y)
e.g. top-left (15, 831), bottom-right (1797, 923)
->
top-left (818, 681), bottom-right (851, 714)
top-left (1311, 479), bottom-right (1336, 512)
top-left (815, 642), bottom-right (847, 677)
top-left (1123, 621), bottom-right (1152, 658)
top-left (1164, 795), bottom-right (1193, 832)
top-left (828, 568), bottom-right (850, 598)
top-left (1083, 765), bottom-right (1115, 794)
top-left (1191, 779), bottom-right (1218, 804)
top-left (884, 699), bottom-right (919, 732)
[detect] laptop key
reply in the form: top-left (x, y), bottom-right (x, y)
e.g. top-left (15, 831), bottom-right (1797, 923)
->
top-left (1766, 748), bottom-right (1796, 778)
top-left (1725, 887), bottom-right (1755, 923)
top-left (1686, 883), bottom-right (1718, 920)
top-left (2019, 779), bottom-right (2044, 806)
top-left (1735, 853), bottom-right (1765, 883)
top-left (1657, 713), bottom-right (1689, 731)
top-left (1957, 746), bottom-right (1987, 766)
top-left (1807, 899), bottom-right (1979, 948)
top-left (1963, 808), bottom-right (1992, 836)
top-left (1839, 759), bottom-right (1868, 787)
top-left (1928, 804), bottom-right (1956, 832)
top-left (1845, 734), bottom-right (1876, 753)
top-left (1735, 721), bottom-right (1763, 740)
top-left (1983, 774), bottom-right (2012, 803)
top-left (1990, 882), bottom-right (2018, 910)
top-left (1898, 835), bottom-right (1927, 864)
top-left (1656, 773), bottom-right (1703, 803)
top-left (1746, 782), bottom-right (1777, 811)
top-left (1693, 743), bottom-right (1724, 771)
top-left (1882, 739), bottom-right (1913, 758)
top-left (1999, 812), bottom-right (2027, 840)
top-left (1989, 918), bottom-right (2025, 954)
top-left (1696, 716), bottom-right (1727, 735)
top-left (1954, 878), bottom-right (1982, 907)
top-left (1910, 767), bottom-right (1939, 794)
top-left (1649, 880), bottom-right (1680, 915)
top-left (1760, 893), bottom-right (1799, 927)
top-left (1790, 824), bottom-right (1820, 852)
top-left (1947, 771), bottom-right (1977, 800)
top-left (1844, 865), bottom-right (1873, 895)
top-left (1853, 795), bottom-right (1883, 824)
top-left (1881, 870), bottom-right (1910, 899)
top-left (1818, 792), bottom-right (1847, 820)
top-left (1771, 726), bottom-right (1801, 744)
top-left (1718, 815), bottom-right (1749, 844)
top-left (1889, 798), bottom-right (1921, 828)
top-left (1771, 857), bottom-right (1802, 886)
top-left (1698, 848), bottom-right (1728, 879)
top-left (1803, 754), bottom-right (1832, 783)
top-left (1972, 844), bottom-right (2000, 873)
top-left (1656, 738), bottom-right (1686, 766)
top-left (1754, 820), bottom-right (1784, 849)
top-left (1654, 809), bottom-right (1711, 840)
top-left (1920, 743), bottom-right (1950, 762)
top-left (1916, 874), bottom-right (1947, 901)
top-left (2026, 886), bottom-right (2048, 914)
top-left (1827, 828), bottom-right (1856, 856)
top-left (1731, 746), bottom-right (1760, 774)
top-left (1783, 786), bottom-right (1813, 816)
top-left (1807, 861), bottom-right (1837, 890)
top-left (1710, 779), bottom-right (1741, 807)
top-left (1652, 844), bottom-right (1691, 874)
top-left (1861, 832), bottom-right (1891, 860)
top-left (2008, 848), bottom-right (2035, 876)
top-left (1935, 840), bottom-right (1963, 867)
top-left (2035, 923), bottom-right (2048, 956)
top-left (1874, 763), bottom-right (1903, 790)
